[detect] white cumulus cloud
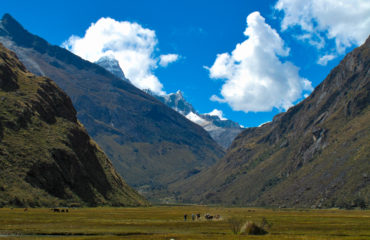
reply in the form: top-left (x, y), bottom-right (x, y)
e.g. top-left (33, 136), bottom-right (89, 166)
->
top-left (275, 0), bottom-right (370, 54)
top-left (62, 17), bottom-right (176, 94)
top-left (208, 11), bottom-right (312, 113)
top-left (317, 54), bottom-right (336, 66)
top-left (207, 109), bottom-right (227, 120)
top-left (159, 54), bottom-right (179, 67)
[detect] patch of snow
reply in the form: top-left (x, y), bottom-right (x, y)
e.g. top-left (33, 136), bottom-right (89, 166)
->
top-left (186, 112), bottom-right (209, 126)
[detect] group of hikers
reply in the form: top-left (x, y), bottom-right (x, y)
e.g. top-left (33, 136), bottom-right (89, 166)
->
top-left (183, 213), bottom-right (221, 221)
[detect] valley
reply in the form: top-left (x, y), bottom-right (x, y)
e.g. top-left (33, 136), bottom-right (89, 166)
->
top-left (0, 14), bottom-right (224, 202)
top-left (0, 206), bottom-right (369, 240)
top-left (0, 7), bottom-right (369, 240)
top-left (174, 36), bottom-right (370, 208)
top-left (0, 1), bottom-right (369, 240)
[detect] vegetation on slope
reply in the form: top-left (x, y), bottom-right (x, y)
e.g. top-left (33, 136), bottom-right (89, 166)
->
top-left (0, 43), bottom-right (148, 207)
top-left (174, 36), bottom-right (370, 208)
top-left (0, 14), bottom-right (224, 202)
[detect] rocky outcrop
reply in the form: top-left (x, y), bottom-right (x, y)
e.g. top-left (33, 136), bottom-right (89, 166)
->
top-left (0, 43), bottom-right (148, 207)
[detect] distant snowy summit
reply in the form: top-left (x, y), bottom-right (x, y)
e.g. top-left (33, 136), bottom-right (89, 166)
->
top-left (95, 55), bottom-right (130, 83)
top-left (95, 56), bottom-right (243, 149)
top-left (155, 90), bottom-right (196, 116)
top-left (145, 89), bottom-right (243, 149)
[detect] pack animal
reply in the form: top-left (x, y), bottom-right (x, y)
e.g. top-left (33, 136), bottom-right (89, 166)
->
top-left (205, 214), bottom-right (213, 220)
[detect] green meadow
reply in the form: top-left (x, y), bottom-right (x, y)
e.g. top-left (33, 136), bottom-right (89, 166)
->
top-left (0, 206), bottom-right (369, 240)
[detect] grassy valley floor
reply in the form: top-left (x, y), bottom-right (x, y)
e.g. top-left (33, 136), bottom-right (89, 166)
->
top-left (0, 206), bottom-right (369, 239)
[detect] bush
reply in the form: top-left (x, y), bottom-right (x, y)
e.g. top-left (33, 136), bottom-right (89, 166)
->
top-left (229, 216), bottom-right (272, 235)
top-left (228, 216), bottom-right (245, 234)
top-left (244, 222), bottom-right (268, 235)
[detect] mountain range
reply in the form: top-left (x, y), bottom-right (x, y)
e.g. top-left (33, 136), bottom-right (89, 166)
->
top-left (0, 14), bottom-right (224, 202)
top-left (0, 43), bottom-right (147, 207)
top-left (173, 36), bottom-right (370, 208)
top-left (0, 12), bottom-right (368, 209)
top-left (94, 55), bottom-right (243, 149)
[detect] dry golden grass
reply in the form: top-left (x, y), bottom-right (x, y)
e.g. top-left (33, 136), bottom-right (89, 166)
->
top-left (0, 206), bottom-right (369, 239)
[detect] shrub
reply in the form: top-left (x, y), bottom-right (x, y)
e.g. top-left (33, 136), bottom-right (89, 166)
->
top-left (228, 216), bottom-right (245, 234)
top-left (229, 216), bottom-right (272, 235)
top-left (244, 222), bottom-right (268, 235)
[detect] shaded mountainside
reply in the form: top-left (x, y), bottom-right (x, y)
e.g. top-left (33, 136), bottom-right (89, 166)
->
top-left (0, 14), bottom-right (224, 202)
top-left (174, 36), bottom-right (370, 208)
top-left (0, 43), bottom-right (148, 207)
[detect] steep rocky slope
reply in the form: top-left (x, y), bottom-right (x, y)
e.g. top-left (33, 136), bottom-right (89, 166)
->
top-left (0, 14), bottom-right (224, 202)
top-left (175, 36), bottom-right (370, 208)
top-left (0, 43), bottom-right (148, 207)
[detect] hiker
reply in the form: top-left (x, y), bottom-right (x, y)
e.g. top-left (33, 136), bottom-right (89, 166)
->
top-left (184, 214), bottom-right (187, 221)
top-left (192, 213), bottom-right (195, 221)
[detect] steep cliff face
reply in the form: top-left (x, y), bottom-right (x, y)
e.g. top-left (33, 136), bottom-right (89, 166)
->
top-left (175, 36), bottom-right (370, 208)
top-left (0, 14), bottom-right (224, 202)
top-left (0, 43), bottom-right (148, 207)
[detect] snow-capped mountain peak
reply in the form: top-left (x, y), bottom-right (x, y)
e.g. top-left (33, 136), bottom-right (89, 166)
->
top-left (99, 60), bottom-right (243, 149)
top-left (153, 90), bottom-right (244, 148)
top-left (156, 90), bottom-right (196, 116)
top-left (95, 55), bottom-right (130, 83)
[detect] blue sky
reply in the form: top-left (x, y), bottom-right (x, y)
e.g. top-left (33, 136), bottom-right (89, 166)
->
top-left (2, 0), bottom-right (369, 127)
